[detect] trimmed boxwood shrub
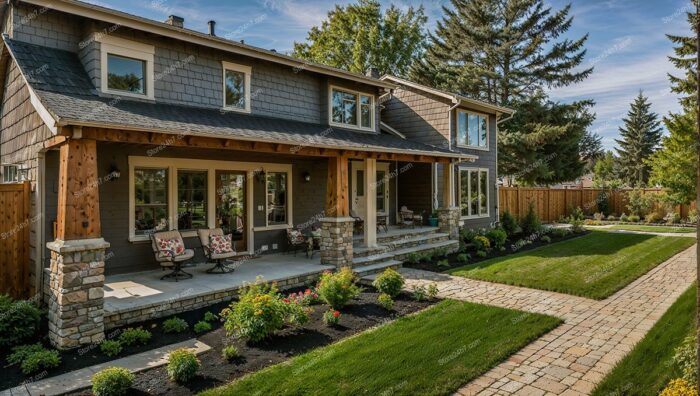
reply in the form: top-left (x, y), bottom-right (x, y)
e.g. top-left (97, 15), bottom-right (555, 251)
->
top-left (167, 348), bottom-right (200, 383)
top-left (377, 293), bottom-right (394, 311)
top-left (100, 340), bottom-right (122, 357)
top-left (193, 321), bottom-right (212, 334)
top-left (92, 367), bottom-right (134, 396)
top-left (0, 295), bottom-right (42, 348)
top-left (118, 328), bottom-right (151, 346)
top-left (372, 268), bottom-right (404, 298)
top-left (162, 317), bottom-right (189, 334)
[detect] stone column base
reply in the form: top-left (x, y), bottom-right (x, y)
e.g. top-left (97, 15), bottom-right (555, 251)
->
top-left (319, 217), bottom-right (355, 268)
top-left (46, 238), bottom-right (110, 349)
top-left (437, 207), bottom-right (461, 240)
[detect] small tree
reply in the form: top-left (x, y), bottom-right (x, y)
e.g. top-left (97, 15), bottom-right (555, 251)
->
top-left (625, 189), bottom-right (655, 217)
top-left (519, 201), bottom-right (541, 236)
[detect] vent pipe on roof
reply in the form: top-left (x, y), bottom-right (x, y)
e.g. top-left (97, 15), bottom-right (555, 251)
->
top-left (366, 67), bottom-right (380, 79)
top-left (208, 20), bottom-right (216, 36)
top-left (165, 15), bottom-right (184, 28)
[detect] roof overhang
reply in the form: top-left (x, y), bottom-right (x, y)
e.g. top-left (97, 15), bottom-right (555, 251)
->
top-left (380, 75), bottom-right (515, 115)
top-left (17, 0), bottom-right (397, 90)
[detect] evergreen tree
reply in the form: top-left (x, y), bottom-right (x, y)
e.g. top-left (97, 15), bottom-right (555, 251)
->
top-left (579, 131), bottom-right (604, 172)
top-left (411, 0), bottom-right (591, 105)
top-left (292, 0), bottom-right (426, 77)
top-left (614, 92), bottom-right (663, 187)
top-left (667, 0), bottom-right (699, 109)
top-left (648, 111), bottom-right (697, 205)
top-left (592, 151), bottom-right (623, 189)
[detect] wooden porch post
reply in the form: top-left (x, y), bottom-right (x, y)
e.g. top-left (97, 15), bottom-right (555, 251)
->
top-left (56, 138), bottom-right (101, 240)
top-left (442, 162), bottom-right (454, 208)
top-left (364, 158), bottom-right (377, 248)
top-left (325, 155), bottom-right (349, 217)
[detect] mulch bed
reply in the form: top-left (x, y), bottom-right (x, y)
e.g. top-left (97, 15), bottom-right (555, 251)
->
top-left (404, 230), bottom-right (590, 273)
top-left (51, 288), bottom-right (434, 396)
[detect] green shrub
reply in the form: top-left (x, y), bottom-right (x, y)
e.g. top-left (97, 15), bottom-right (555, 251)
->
top-left (597, 191), bottom-right (610, 216)
top-left (593, 212), bottom-right (605, 221)
top-left (475, 250), bottom-right (487, 258)
top-left (645, 212), bottom-right (663, 223)
top-left (372, 268), bottom-right (405, 298)
top-left (118, 328), bottom-right (151, 346)
top-left (91, 367), bottom-right (134, 396)
top-left (666, 212), bottom-right (682, 224)
top-left (472, 235), bottom-right (491, 251)
top-left (626, 189), bottom-right (655, 216)
top-left (377, 293), bottom-right (394, 311)
top-left (457, 253), bottom-right (470, 264)
top-left (567, 208), bottom-right (585, 233)
top-left (7, 343), bottom-right (45, 366)
top-left (520, 201), bottom-right (542, 235)
top-left (619, 212), bottom-right (629, 222)
top-left (316, 268), bottom-right (361, 309)
top-left (100, 340), bottom-right (122, 357)
top-left (167, 348), bottom-right (200, 383)
top-left (460, 228), bottom-right (480, 243)
top-left (419, 252), bottom-right (433, 262)
top-left (221, 345), bottom-right (239, 360)
top-left (628, 214), bottom-right (641, 223)
top-left (436, 259), bottom-right (450, 269)
top-left (220, 279), bottom-right (309, 342)
top-left (687, 209), bottom-right (698, 225)
top-left (485, 228), bottom-right (507, 250)
top-left (20, 349), bottom-right (61, 375)
top-left (570, 206), bottom-right (585, 221)
top-left (0, 295), bottom-right (42, 348)
top-left (162, 317), bottom-right (189, 334)
top-left (500, 211), bottom-right (520, 236)
top-left (541, 235), bottom-right (551, 244)
top-left (322, 309), bottom-right (341, 326)
top-left (427, 284), bottom-right (439, 300)
top-left (405, 252), bottom-right (421, 265)
top-left (411, 285), bottom-right (427, 301)
top-left (432, 247), bottom-right (449, 258)
top-left (193, 321), bottom-right (212, 334)
top-left (551, 228), bottom-right (569, 238)
top-left (607, 214), bottom-right (617, 221)
top-left (203, 311), bottom-right (218, 322)
top-left (672, 334), bottom-right (697, 383)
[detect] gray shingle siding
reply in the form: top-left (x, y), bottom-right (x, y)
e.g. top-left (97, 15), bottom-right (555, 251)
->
top-left (12, 4), bottom-right (82, 52)
top-left (78, 40), bottom-right (100, 90)
top-left (381, 85), bottom-right (451, 148)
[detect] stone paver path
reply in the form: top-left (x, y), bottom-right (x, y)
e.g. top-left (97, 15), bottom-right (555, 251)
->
top-left (400, 245), bottom-right (696, 396)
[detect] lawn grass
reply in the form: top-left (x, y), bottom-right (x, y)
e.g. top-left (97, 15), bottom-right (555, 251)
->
top-left (592, 285), bottom-right (696, 396)
top-left (607, 224), bottom-right (696, 234)
top-left (200, 300), bottom-right (561, 396)
top-left (448, 231), bottom-right (695, 299)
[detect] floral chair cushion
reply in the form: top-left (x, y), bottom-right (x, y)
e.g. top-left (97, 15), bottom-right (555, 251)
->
top-left (209, 234), bottom-right (234, 255)
top-left (155, 237), bottom-right (185, 258)
top-left (287, 229), bottom-right (306, 244)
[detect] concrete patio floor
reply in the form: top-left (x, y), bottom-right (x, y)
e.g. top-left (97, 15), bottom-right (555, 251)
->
top-left (103, 253), bottom-right (333, 327)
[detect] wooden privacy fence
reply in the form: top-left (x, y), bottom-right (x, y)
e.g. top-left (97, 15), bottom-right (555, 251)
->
top-left (498, 187), bottom-right (697, 223)
top-left (0, 182), bottom-right (30, 299)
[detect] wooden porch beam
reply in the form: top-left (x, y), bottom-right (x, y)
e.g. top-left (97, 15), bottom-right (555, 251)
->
top-left (56, 138), bottom-right (101, 240)
top-left (326, 155), bottom-right (349, 217)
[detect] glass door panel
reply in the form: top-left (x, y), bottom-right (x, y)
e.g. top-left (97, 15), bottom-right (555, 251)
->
top-left (216, 171), bottom-right (246, 252)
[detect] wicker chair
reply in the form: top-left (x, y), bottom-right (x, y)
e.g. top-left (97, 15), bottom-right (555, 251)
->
top-left (197, 228), bottom-right (238, 273)
top-left (150, 230), bottom-right (194, 281)
top-left (350, 209), bottom-right (364, 234)
top-left (399, 206), bottom-right (423, 228)
top-left (286, 228), bottom-right (308, 256)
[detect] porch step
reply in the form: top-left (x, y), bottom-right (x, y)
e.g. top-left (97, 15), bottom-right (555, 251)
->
top-left (352, 239), bottom-right (459, 267)
top-left (353, 231), bottom-right (450, 258)
top-left (353, 226), bottom-right (441, 245)
top-left (352, 260), bottom-right (402, 278)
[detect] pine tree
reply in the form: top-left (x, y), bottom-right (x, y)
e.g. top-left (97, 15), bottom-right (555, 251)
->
top-left (614, 92), bottom-right (663, 187)
top-left (649, 111), bottom-right (697, 205)
top-left (667, 0), bottom-right (699, 110)
top-left (411, 0), bottom-right (591, 105)
top-left (292, 0), bottom-right (426, 77)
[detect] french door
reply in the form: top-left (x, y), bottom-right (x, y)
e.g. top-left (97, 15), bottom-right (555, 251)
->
top-left (351, 161), bottom-right (390, 220)
top-left (215, 171), bottom-right (247, 252)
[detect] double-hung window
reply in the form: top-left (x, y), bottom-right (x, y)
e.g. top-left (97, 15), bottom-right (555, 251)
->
top-left (222, 62), bottom-right (252, 112)
top-left (266, 172), bottom-right (287, 226)
top-left (134, 168), bottom-right (169, 235)
top-left (2, 165), bottom-right (19, 183)
top-left (456, 110), bottom-right (488, 149)
top-left (459, 168), bottom-right (489, 218)
top-left (330, 86), bottom-right (374, 131)
top-left (98, 35), bottom-right (155, 100)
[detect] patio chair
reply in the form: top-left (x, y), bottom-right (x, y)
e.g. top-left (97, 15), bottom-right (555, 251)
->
top-left (150, 230), bottom-right (194, 281)
top-left (198, 228), bottom-right (238, 274)
top-left (399, 206), bottom-right (423, 228)
top-left (286, 228), bottom-right (307, 256)
top-left (350, 209), bottom-right (364, 234)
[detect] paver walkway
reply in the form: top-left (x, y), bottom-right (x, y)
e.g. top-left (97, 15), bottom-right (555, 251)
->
top-left (400, 244), bottom-right (696, 396)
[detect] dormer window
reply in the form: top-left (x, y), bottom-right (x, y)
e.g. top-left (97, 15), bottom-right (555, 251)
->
top-left (222, 62), bottom-right (252, 113)
top-left (97, 35), bottom-right (155, 100)
top-left (329, 86), bottom-right (375, 131)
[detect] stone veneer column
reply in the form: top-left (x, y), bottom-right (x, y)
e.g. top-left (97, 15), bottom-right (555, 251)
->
top-left (437, 207), bottom-right (461, 240)
top-left (46, 238), bottom-right (110, 349)
top-left (319, 217), bottom-right (355, 268)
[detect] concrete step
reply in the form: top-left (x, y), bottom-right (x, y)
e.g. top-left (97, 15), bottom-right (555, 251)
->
top-left (353, 260), bottom-right (402, 278)
top-left (353, 226), bottom-right (441, 244)
top-left (353, 232), bottom-right (450, 258)
top-left (352, 239), bottom-right (459, 267)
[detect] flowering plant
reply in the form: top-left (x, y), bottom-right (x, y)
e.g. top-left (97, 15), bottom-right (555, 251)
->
top-left (286, 288), bottom-right (320, 306)
top-left (322, 309), bottom-right (341, 326)
top-left (316, 267), bottom-right (361, 309)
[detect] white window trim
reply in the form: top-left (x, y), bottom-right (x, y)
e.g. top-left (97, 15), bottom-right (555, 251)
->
top-left (97, 35), bottom-right (155, 100)
top-left (458, 166), bottom-right (490, 219)
top-left (455, 109), bottom-right (489, 151)
top-left (222, 61), bottom-right (252, 113)
top-left (259, 171), bottom-right (291, 229)
top-left (128, 156), bottom-right (293, 253)
top-left (2, 164), bottom-right (19, 183)
top-left (328, 85), bottom-right (376, 132)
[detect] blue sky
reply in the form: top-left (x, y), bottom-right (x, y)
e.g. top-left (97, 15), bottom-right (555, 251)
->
top-left (88, 0), bottom-right (692, 150)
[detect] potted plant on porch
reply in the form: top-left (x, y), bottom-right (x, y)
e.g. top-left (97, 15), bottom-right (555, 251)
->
top-left (428, 211), bottom-right (439, 227)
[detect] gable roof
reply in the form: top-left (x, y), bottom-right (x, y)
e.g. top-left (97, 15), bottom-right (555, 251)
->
top-left (380, 75), bottom-right (515, 116)
top-left (18, 0), bottom-right (396, 90)
top-left (4, 37), bottom-right (475, 161)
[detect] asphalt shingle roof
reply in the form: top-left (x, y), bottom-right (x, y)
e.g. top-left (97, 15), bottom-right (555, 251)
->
top-left (4, 37), bottom-right (467, 158)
